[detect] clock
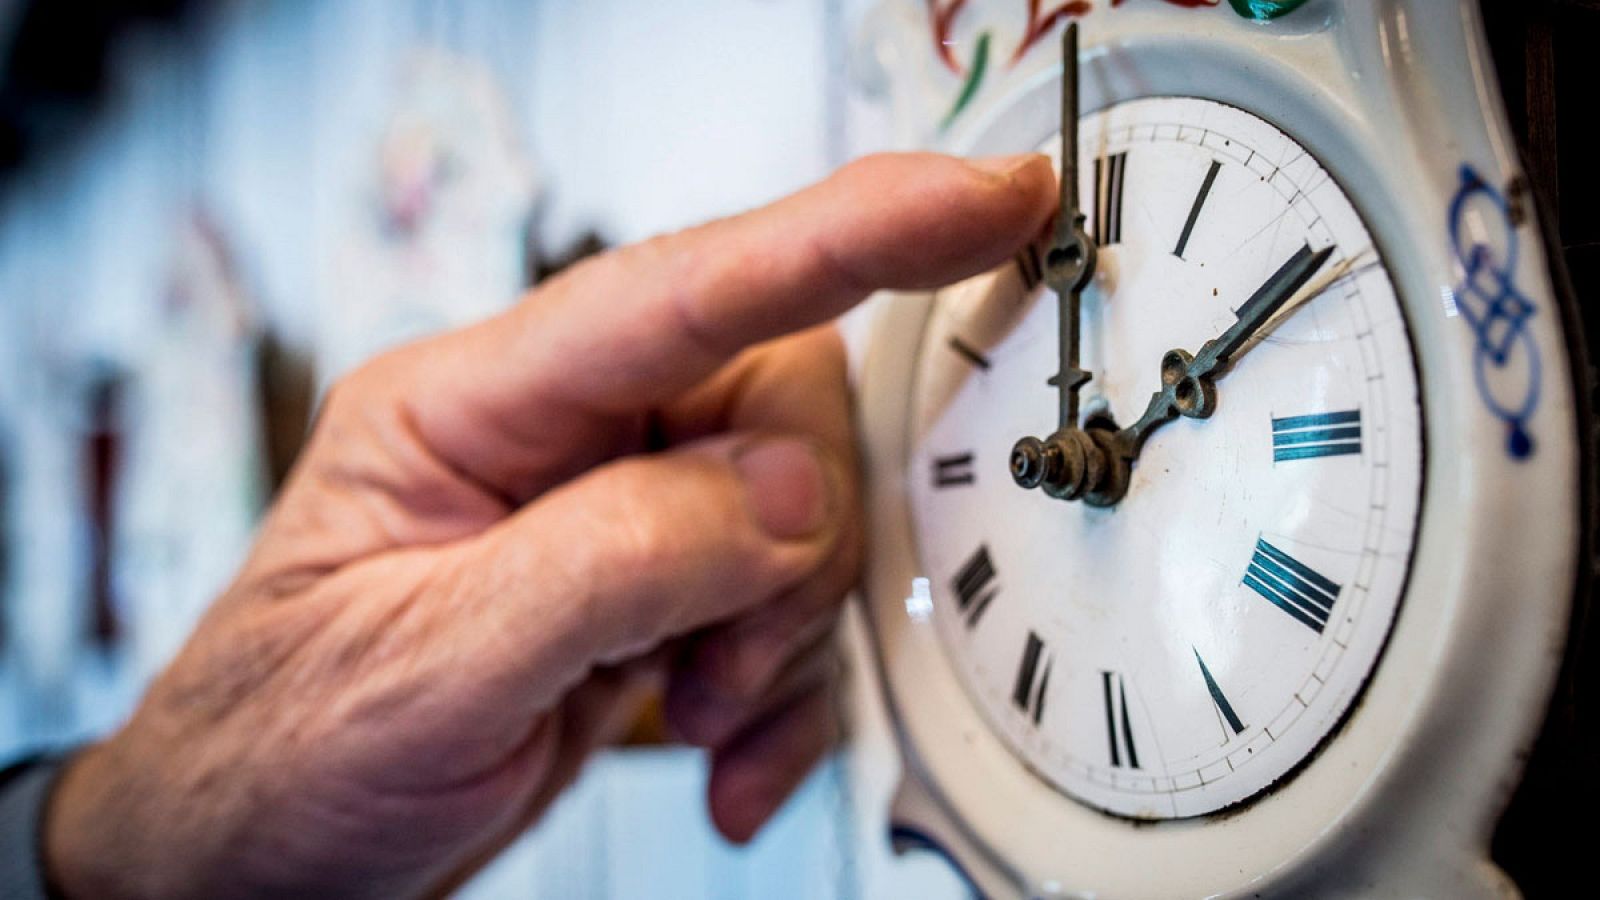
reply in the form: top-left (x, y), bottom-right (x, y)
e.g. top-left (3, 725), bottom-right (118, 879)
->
top-left (854, 1), bottom-right (1587, 896)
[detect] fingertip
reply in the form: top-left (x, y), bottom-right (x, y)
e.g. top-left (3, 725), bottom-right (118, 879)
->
top-left (966, 151), bottom-right (1049, 179)
top-left (703, 688), bottom-right (837, 845)
top-left (732, 437), bottom-right (835, 542)
top-left (971, 151), bottom-right (1056, 234)
top-left (707, 754), bottom-right (778, 845)
top-left (821, 152), bottom-right (1055, 290)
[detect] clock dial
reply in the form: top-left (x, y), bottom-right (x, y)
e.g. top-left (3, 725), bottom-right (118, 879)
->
top-left (906, 96), bottom-right (1424, 819)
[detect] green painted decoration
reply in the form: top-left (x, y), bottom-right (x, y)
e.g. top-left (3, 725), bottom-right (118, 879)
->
top-left (940, 31), bottom-right (992, 132)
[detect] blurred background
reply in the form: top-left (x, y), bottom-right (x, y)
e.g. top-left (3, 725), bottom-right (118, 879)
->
top-left (0, 0), bottom-right (966, 896)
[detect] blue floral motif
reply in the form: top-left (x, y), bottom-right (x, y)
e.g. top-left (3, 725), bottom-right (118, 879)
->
top-left (1448, 165), bottom-right (1540, 460)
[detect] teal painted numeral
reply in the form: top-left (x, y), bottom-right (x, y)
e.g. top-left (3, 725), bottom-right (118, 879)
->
top-left (1272, 409), bottom-right (1361, 463)
top-left (1243, 538), bottom-right (1341, 633)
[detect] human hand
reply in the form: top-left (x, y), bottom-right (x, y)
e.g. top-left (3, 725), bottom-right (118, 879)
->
top-left (43, 152), bottom-right (1054, 899)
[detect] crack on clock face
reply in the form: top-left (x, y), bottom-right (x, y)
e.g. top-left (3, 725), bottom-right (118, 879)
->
top-left (904, 95), bottom-right (1425, 821)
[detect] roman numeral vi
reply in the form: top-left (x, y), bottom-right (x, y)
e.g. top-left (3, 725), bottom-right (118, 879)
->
top-left (1102, 670), bottom-right (1141, 769)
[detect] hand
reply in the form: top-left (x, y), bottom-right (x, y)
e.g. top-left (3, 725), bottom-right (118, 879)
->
top-left (1010, 23), bottom-right (1099, 503)
top-left (41, 153), bottom-right (1055, 899)
top-left (1041, 21), bottom-right (1096, 430)
top-left (1015, 242), bottom-right (1335, 508)
top-left (1115, 242), bottom-right (1334, 458)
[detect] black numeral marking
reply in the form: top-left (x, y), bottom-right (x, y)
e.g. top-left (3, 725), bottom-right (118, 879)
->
top-left (1173, 159), bottom-right (1221, 259)
top-left (951, 545), bottom-right (999, 629)
top-left (1243, 538), bottom-right (1342, 633)
top-left (1011, 631), bottom-right (1052, 725)
top-left (1015, 244), bottom-right (1043, 291)
top-left (932, 452), bottom-right (975, 488)
top-left (946, 335), bottom-right (991, 370)
top-left (1093, 151), bottom-right (1128, 246)
top-left (1194, 649), bottom-right (1245, 737)
top-left (1101, 671), bottom-right (1141, 768)
top-left (1272, 409), bottom-right (1362, 462)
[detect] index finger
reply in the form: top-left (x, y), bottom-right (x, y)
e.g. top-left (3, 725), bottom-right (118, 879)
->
top-left (395, 152), bottom-right (1053, 493)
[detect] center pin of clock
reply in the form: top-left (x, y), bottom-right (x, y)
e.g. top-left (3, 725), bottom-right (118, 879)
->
top-left (1008, 429), bottom-right (1107, 502)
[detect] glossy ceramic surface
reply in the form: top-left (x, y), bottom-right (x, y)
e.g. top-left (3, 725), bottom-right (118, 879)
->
top-left (856, 1), bottom-right (1579, 895)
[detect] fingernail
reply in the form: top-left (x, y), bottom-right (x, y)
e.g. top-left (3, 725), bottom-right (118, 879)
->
top-left (734, 438), bottom-right (832, 541)
top-left (967, 152), bottom-right (1044, 179)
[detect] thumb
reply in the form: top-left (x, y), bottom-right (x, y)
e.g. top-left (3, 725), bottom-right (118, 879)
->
top-left (446, 433), bottom-right (846, 718)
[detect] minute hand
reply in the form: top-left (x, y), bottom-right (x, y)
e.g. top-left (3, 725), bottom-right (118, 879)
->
top-left (1191, 243), bottom-right (1334, 378)
top-left (1042, 21), bottom-right (1095, 430)
top-left (1115, 243), bottom-right (1336, 459)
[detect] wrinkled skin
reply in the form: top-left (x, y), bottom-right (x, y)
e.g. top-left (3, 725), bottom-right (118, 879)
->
top-left (43, 152), bottom-right (1054, 899)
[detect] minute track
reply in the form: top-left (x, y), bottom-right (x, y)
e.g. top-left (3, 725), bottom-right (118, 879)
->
top-left (906, 94), bottom-right (1424, 819)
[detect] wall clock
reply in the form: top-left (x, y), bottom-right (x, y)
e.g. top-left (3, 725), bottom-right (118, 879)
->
top-left (854, 0), bottom-right (1589, 895)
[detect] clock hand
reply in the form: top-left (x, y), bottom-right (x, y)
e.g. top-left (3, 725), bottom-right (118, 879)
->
top-left (1008, 23), bottom-right (1100, 502)
top-left (1233, 246), bottom-right (1380, 358)
top-left (1111, 243), bottom-right (1336, 462)
top-left (1042, 21), bottom-right (1096, 430)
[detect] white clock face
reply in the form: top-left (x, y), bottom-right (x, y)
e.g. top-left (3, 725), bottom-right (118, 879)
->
top-left (906, 96), bottom-right (1424, 819)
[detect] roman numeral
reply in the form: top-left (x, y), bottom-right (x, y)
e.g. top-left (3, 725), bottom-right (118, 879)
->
top-left (947, 335), bottom-right (991, 370)
top-left (1194, 649), bottom-right (1245, 737)
top-left (951, 544), bottom-right (999, 629)
top-left (1011, 631), bottom-right (1052, 725)
top-left (1015, 244), bottom-right (1043, 290)
top-left (1093, 151), bottom-right (1128, 246)
top-left (932, 452), bottom-right (975, 487)
top-left (1243, 538), bottom-right (1342, 633)
top-left (1173, 159), bottom-right (1221, 258)
top-left (1101, 671), bottom-right (1140, 768)
top-left (1272, 409), bottom-right (1362, 462)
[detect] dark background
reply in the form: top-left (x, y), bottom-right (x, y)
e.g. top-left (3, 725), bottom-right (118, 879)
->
top-left (1481, 2), bottom-right (1598, 895)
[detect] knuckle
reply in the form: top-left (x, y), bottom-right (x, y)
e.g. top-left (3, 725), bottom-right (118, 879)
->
top-left (320, 352), bottom-right (405, 422)
top-left (612, 497), bottom-right (681, 575)
top-left (836, 152), bottom-right (901, 185)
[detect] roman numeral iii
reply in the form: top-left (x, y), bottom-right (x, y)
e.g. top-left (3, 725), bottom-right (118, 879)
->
top-left (1093, 151), bottom-right (1128, 246)
top-left (1272, 409), bottom-right (1362, 462)
top-left (1011, 631), bottom-right (1052, 725)
top-left (951, 544), bottom-right (999, 629)
top-left (1102, 670), bottom-right (1141, 768)
top-left (1243, 538), bottom-right (1342, 633)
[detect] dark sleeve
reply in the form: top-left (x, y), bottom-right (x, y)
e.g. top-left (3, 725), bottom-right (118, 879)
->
top-left (0, 755), bottom-right (69, 900)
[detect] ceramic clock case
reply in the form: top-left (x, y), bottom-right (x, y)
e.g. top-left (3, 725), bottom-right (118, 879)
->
top-left (857, 1), bottom-right (1591, 896)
